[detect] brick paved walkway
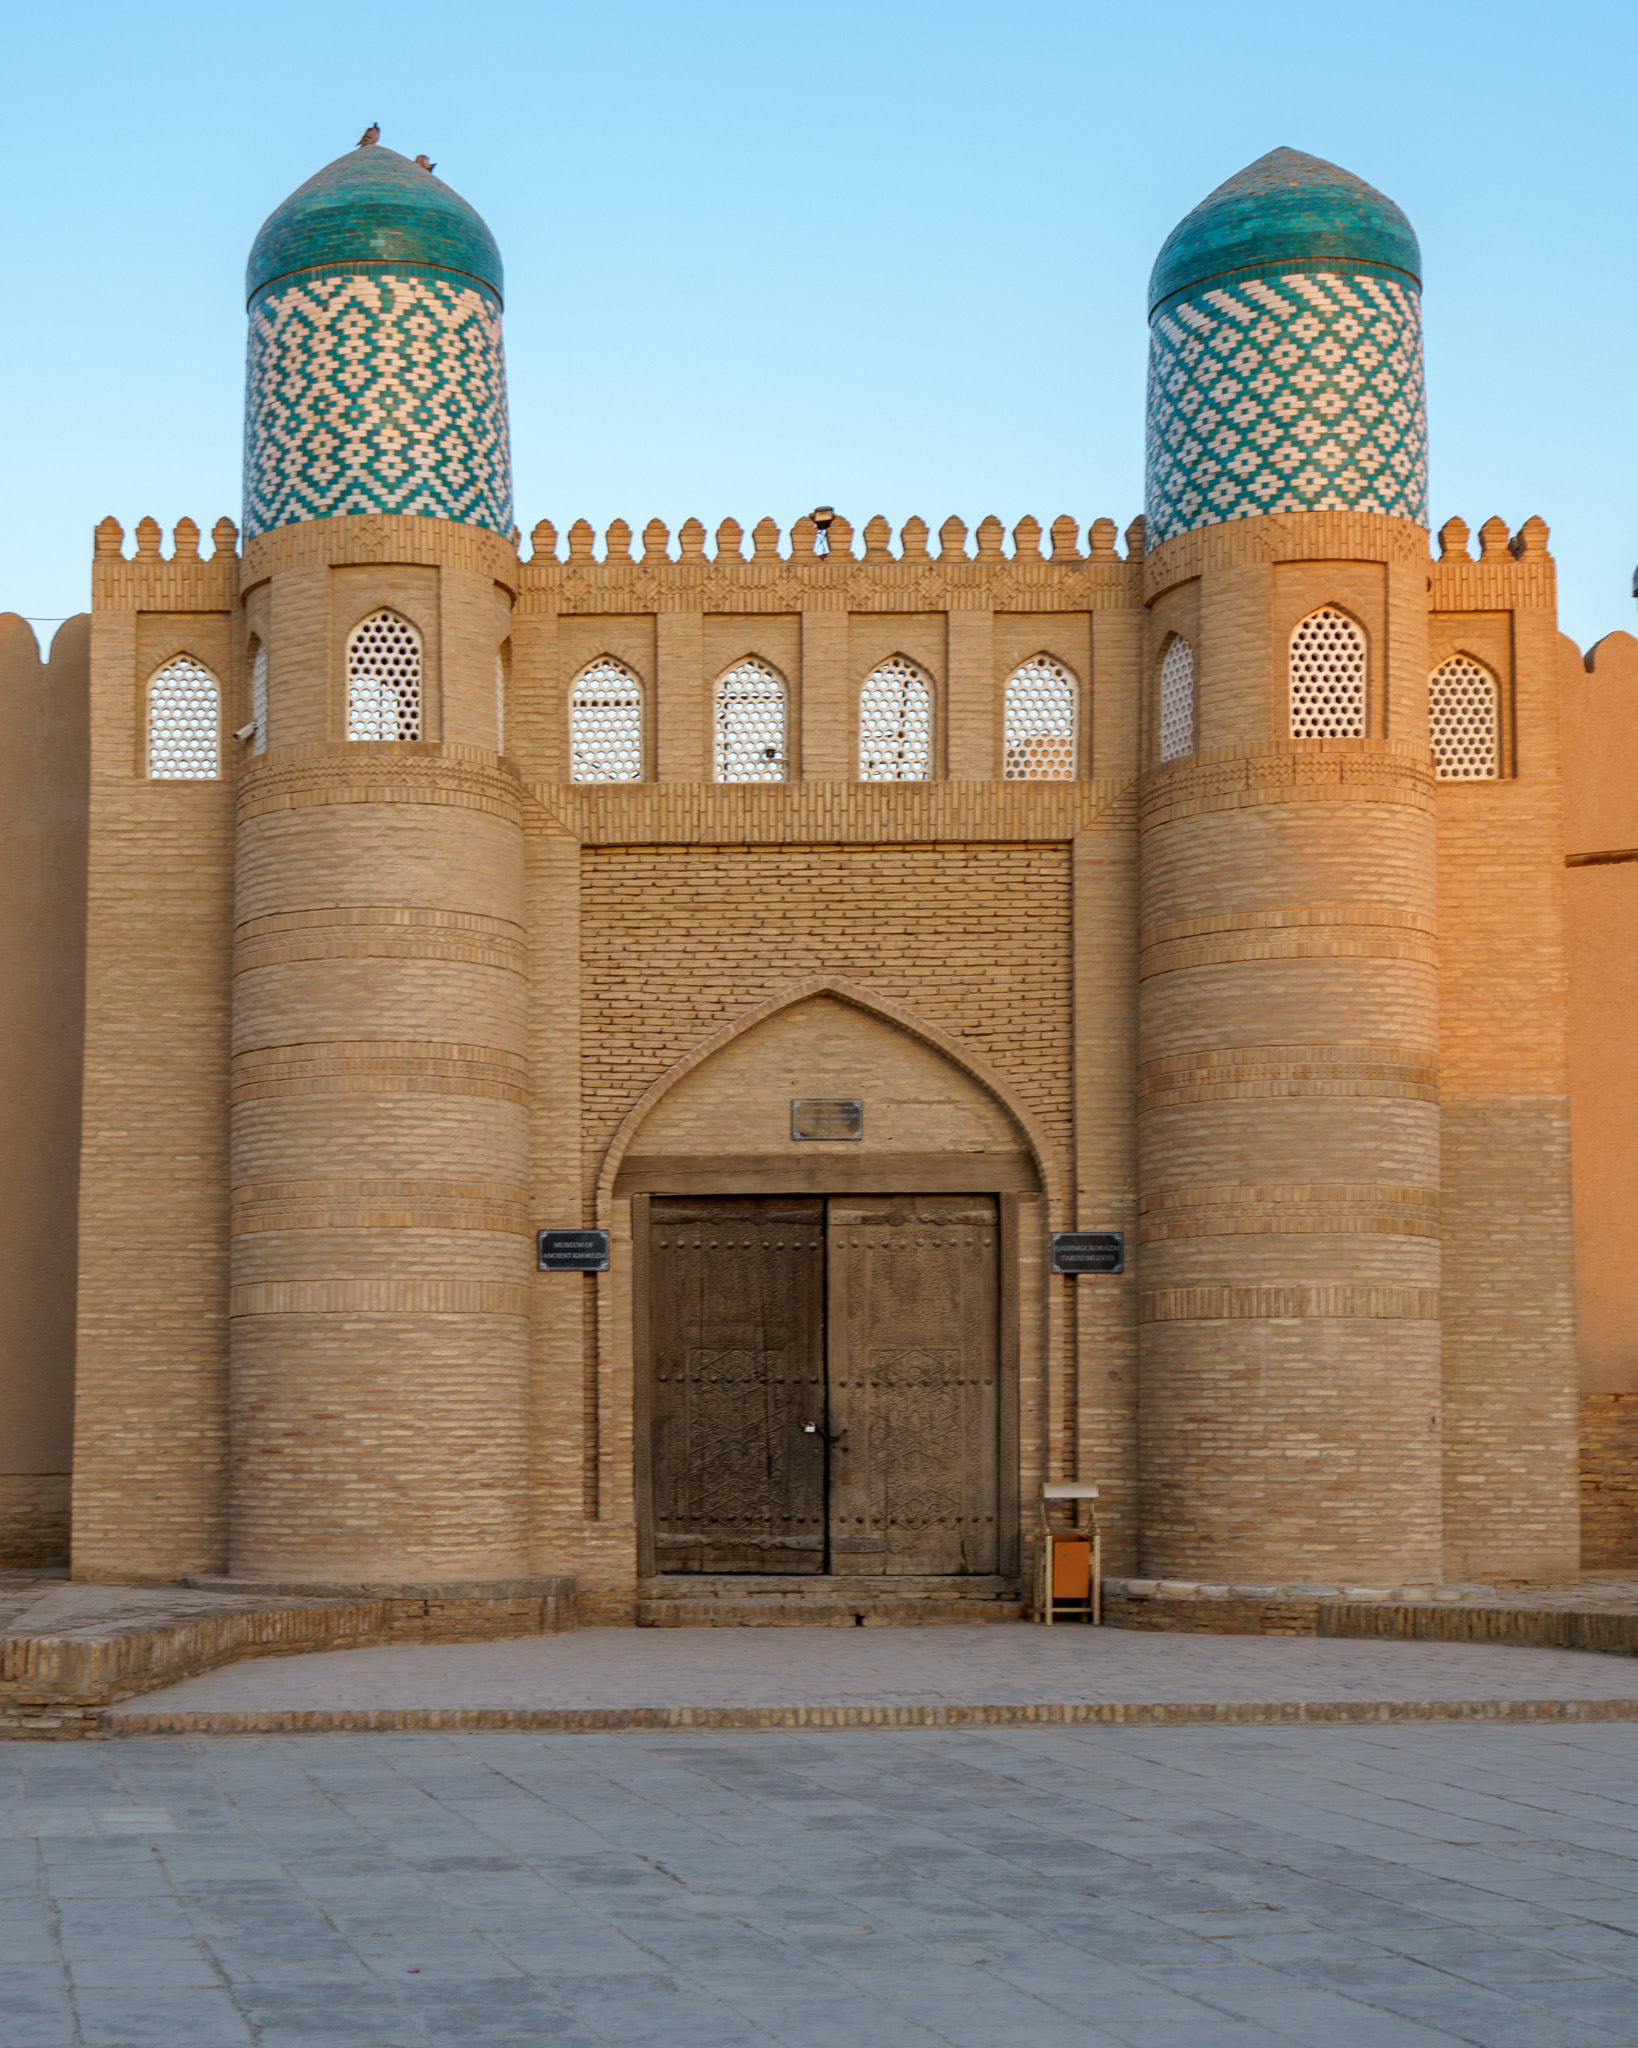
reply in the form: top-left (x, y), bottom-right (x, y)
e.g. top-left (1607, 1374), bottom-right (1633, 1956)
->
top-left (11, 1723), bottom-right (1638, 2045)
top-left (117, 1623), bottom-right (1638, 1724)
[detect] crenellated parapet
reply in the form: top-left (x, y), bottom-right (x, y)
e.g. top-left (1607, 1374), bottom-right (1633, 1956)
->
top-left (516, 513), bottom-right (1143, 616)
top-left (1429, 513), bottom-right (1556, 612)
top-left (91, 515), bottom-right (240, 614)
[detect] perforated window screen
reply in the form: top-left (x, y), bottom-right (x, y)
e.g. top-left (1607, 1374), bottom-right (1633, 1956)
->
top-left (571, 658), bottom-right (643, 782)
top-left (1429, 655), bottom-right (1499, 780)
top-left (250, 643), bottom-right (268, 756)
top-left (1290, 608), bottom-right (1366, 738)
top-left (1158, 637), bottom-right (1195, 762)
top-left (858, 655), bottom-right (932, 780)
top-left (1003, 655), bottom-right (1077, 780)
top-left (347, 611), bottom-right (423, 742)
top-left (147, 657), bottom-right (220, 778)
top-left (714, 657), bottom-right (787, 782)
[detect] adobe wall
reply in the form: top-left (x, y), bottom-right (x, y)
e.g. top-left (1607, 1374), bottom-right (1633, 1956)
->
top-left (71, 520), bottom-right (242, 1581)
top-left (1429, 519), bottom-right (1579, 1583)
top-left (0, 615), bottom-right (89, 1567)
top-left (1563, 629), bottom-right (1638, 1564)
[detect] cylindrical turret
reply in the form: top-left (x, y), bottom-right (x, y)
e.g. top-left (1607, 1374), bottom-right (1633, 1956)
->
top-left (230, 141), bottom-right (526, 1581)
top-left (1137, 149), bottom-right (1442, 1583)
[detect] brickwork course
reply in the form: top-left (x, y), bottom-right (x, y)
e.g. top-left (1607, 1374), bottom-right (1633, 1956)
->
top-left (0, 135), bottom-right (1632, 1620)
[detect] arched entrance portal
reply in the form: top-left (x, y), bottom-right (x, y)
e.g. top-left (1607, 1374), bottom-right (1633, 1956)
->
top-left (612, 992), bottom-right (1041, 1588)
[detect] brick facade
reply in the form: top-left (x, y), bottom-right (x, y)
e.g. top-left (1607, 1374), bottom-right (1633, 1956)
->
top-left (0, 142), bottom-right (1623, 1597)
top-left (9, 497), bottom-right (1592, 1598)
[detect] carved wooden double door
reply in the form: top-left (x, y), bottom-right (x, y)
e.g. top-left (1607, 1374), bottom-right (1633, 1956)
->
top-left (648, 1195), bottom-right (1001, 1575)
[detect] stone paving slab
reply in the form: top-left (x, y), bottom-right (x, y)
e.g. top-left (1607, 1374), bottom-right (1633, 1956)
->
top-left (12, 1722), bottom-right (1638, 2044)
top-left (101, 1625), bottom-right (1638, 1736)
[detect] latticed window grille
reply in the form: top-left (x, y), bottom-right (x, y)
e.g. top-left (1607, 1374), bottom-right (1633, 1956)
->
top-left (1003, 655), bottom-right (1077, 780)
top-left (714, 657), bottom-right (787, 782)
top-left (858, 655), bottom-right (932, 780)
top-left (570, 658), bottom-right (643, 782)
top-left (1429, 655), bottom-right (1499, 780)
top-left (1158, 636), bottom-right (1195, 762)
top-left (1290, 607), bottom-right (1367, 738)
top-left (147, 656), bottom-right (220, 778)
top-left (250, 642), bottom-right (268, 756)
top-left (346, 610), bottom-right (422, 742)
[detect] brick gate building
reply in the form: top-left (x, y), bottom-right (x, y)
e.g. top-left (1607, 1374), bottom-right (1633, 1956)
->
top-left (2, 140), bottom-right (1635, 1615)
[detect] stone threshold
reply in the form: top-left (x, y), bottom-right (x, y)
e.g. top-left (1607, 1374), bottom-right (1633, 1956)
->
top-left (100, 1697), bottom-right (1638, 1737)
top-left (638, 1598), bottom-right (1028, 1627)
top-left (637, 1572), bottom-right (1025, 1626)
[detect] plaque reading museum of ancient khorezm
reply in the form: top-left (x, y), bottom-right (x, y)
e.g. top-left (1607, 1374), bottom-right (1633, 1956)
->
top-left (536, 1230), bottom-right (610, 1272)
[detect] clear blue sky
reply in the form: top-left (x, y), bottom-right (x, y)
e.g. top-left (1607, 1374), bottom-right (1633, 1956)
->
top-left (5, 0), bottom-right (1635, 651)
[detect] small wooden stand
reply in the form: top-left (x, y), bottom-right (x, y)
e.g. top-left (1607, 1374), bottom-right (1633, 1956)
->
top-left (1035, 1482), bottom-right (1100, 1624)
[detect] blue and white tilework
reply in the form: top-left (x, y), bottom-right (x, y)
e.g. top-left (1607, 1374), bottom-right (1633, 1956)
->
top-left (1145, 271), bottom-right (1428, 546)
top-left (243, 272), bottom-right (513, 538)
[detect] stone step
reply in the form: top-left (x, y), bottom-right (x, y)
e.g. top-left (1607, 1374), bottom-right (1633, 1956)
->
top-left (640, 1574), bottom-right (1019, 1602)
top-left (637, 1597), bottom-right (1028, 1628)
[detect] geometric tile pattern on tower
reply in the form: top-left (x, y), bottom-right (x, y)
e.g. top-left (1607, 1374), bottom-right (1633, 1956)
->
top-left (244, 273), bottom-right (513, 537)
top-left (1146, 270), bottom-right (1428, 545)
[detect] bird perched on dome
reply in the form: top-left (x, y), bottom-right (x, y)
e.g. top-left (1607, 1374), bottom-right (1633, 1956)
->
top-left (414, 154), bottom-right (437, 172)
top-left (357, 123), bottom-right (380, 147)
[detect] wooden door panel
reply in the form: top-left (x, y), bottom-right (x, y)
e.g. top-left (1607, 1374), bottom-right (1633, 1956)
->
top-left (826, 1196), bottom-right (1000, 1575)
top-left (649, 1198), bottom-right (826, 1572)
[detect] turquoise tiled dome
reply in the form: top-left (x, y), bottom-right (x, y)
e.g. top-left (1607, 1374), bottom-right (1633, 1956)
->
top-left (1149, 148), bottom-right (1419, 316)
top-left (242, 144), bottom-right (513, 541)
top-left (246, 145), bottom-right (503, 308)
top-left (1144, 148), bottom-right (1428, 546)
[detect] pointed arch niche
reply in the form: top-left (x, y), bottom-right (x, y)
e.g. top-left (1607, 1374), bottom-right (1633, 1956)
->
top-left (603, 980), bottom-right (1052, 1581)
top-left (601, 979), bottom-right (1052, 1210)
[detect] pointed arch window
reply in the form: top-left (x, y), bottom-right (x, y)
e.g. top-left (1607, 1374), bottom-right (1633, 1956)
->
top-left (1429, 654), bottom-right (1499, 780)
top-left (714, 657), bottom-right (787, 782)
top-left (1158, 636), bottom-right (1195, 762)
top-left (570, 657), bottom-right (643, 781)
top-left (859, 654), bottom-right (932, 780)
top-left (250, 641), bottom-right (268, 756)
top-left (147, 656), bottom-right (220, 778)
top-left (495, 644), bottom-right (509, 756)
top-left (346, 610), bottom-right (422, 742)
top-left (1290, 607), bottom-right (1366, 738)
top-left (1003, 655), bottom-right (1077, 779)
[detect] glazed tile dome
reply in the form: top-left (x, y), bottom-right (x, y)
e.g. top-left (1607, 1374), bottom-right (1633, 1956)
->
top-left (245, 144), bottom-right (504, 308)
top-left (1143, 146), bottom-right (1428, 545)
top-left (241, 142), bottom-right (512, 539)
top-left (1149, 146), bottom-right (1419, 317)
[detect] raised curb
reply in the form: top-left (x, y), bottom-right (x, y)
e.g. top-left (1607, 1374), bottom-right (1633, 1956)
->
top-left (1106, 1590), bottom-right (1638, 1656)
top-left (182, 1576), bottom-right (571, 1600)
top-left (1, 1584), bottom-right (576, 1739)
top-left (99, 1696), bottom-right (1638, 1738)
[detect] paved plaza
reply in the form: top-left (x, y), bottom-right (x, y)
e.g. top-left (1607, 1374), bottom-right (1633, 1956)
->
top-left (12, 1716), bottom-right (1638, 2045)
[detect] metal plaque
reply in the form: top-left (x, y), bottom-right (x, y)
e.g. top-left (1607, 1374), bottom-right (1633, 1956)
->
top-left (1050, 1230), bottom-right (1124, 1275)
top-left (790, 1098), bottom-right (863, 1141)
top-left (536, 1229), bottom-right (610, 1273)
